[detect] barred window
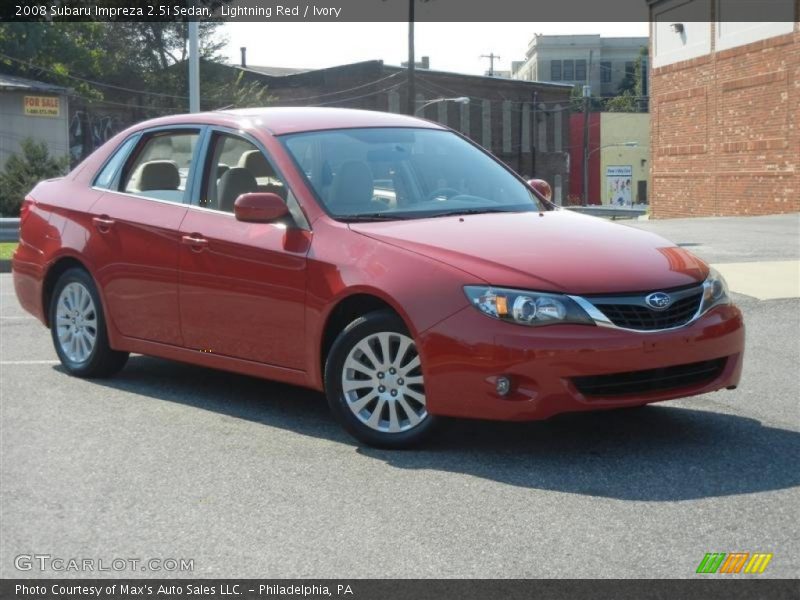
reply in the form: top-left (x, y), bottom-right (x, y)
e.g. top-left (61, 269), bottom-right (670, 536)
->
top-left (575, 59), bottom-right (587, 82)
top-left (550, 60), bottom-right (562, 81)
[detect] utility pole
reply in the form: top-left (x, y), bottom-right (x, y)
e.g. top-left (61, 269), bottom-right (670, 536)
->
top-left (188, 19), bottom-right (200, 112)
top-left (531, 91), bottom-right (538, 177)
top-left (481, 53), bottom-right (501, 77)
top-left (581, 49), bottom-right (593, 206)
top-left (405, 0), bottom-right (416, 115)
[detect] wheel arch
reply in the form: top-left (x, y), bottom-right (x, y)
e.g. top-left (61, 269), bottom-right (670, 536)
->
top-left (42, 255), bottom-right (95, 328)
top-left (318, 291), bottom-right (413, 385)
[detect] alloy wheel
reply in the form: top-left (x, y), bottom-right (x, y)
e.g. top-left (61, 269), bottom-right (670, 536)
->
top-left (341, 331), bottom-right (427, 433)
top-left (55, 282), bottom-right (98, 363)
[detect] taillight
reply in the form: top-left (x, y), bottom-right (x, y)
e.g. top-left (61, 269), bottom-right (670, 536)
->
top-left (19, 196), bottom-right (34, 224)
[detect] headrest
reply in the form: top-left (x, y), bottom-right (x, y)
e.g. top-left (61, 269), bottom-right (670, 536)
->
top-left (238, 150), bottom-right (274, 178)
top-left (136, 160), bottom-right (180, 191)
top-left (218, 167), bottom-right (258, 213)
top-left (329, 161), bottom-right (374, 211)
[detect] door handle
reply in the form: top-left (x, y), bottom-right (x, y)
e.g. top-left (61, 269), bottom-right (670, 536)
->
top-left (181, 234), bottom-right (209, 251)
top-left (92, 216), bottom-right (115, 233)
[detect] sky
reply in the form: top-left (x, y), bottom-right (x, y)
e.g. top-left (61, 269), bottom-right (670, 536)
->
top-left (222, 22), bottom-right (649, 76)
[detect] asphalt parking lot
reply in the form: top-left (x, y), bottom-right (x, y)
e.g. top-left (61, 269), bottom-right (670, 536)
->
top-left (1, 213), bottom-right (798, 579)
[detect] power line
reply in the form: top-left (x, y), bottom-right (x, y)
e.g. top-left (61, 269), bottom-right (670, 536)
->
top-left (310, 81), bottom-right (406, 107)
top-left (274, 71), bottom-right (403, 103)
top-left (0, 52), bottom-right (189, 100)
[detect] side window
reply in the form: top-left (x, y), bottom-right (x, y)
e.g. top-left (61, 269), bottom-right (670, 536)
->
top-left (202, 133), bottom-right (287, 213)
top-left (94, 136), bottom-right (138, 189)
top-left (121, 131), bottom-right (199, 203)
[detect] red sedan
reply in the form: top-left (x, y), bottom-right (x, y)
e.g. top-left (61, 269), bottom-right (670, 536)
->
top-left (12, 108), bottom-right (744, 447)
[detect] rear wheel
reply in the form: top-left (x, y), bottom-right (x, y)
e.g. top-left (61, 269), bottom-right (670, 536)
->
top-left (325, 310), bottom-right (437, 448)
top-left (49, 268), bottom-right (129, 378)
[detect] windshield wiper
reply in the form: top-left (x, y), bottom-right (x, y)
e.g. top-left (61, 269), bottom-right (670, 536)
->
top-left (338, 213), bottom-right (408, 222)
top-left (428, 208), bottom-right (523, 218)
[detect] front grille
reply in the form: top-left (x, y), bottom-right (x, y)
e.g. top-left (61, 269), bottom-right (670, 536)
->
top-left (572, 358), bottom-right (727, 398)
top-left (591, 287), bottom-right (703, 331)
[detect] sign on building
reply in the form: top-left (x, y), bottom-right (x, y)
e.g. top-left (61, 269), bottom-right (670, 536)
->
top-left (24, 95), bottom-right (60, 117)
top-left (605, 165), bottom-right (633, 206)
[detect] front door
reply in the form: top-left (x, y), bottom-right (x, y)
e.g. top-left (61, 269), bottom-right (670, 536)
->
top-left (177, 131), bottom-right (310, 369)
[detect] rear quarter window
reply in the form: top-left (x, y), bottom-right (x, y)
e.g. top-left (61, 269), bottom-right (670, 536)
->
top-left (93, 136), bottom-right (138, 189)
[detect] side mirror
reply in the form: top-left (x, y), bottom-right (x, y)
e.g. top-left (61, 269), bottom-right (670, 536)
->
top-left (233, 192), bottom-right (289, 223)
top-left (527, 178), bottom-right (552, 202)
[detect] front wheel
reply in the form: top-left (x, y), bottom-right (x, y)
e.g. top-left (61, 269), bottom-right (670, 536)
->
top-left (324, 310), bottom-right (437, 448)
top-left (49, 267), bottom-right (129, 378)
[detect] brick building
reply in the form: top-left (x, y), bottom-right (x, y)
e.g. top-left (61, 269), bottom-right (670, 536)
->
top-left (235, 59), bottom-right (574, 204)
top-left (649, 3), bottom-right (799, 217)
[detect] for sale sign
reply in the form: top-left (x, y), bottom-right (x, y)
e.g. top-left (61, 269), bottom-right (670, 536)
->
top-left (24, 95), bottom-right (60, 117)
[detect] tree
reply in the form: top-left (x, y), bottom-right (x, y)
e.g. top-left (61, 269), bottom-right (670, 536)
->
top-left (604, 91), bottom-right (638, 112)
top-left (604, 46), bottom-right (648, 113)
top-left (0, 22), bottom-right (108, 99)
top-left (569, 84), bottom-right (604, 113)
top-left (0, 139), bottom-right (69, 216)
top-left (0, 20), bottom-right (265, 112)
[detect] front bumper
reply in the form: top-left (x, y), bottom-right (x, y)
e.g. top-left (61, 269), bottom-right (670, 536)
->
top-left (417, 303), bottom-right (744, 421)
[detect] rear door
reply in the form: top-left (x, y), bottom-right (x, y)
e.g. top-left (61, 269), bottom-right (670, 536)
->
top-left (177, 129), bottom-right (311, 369)
top-left (86, 127), bottom-right (203, 345)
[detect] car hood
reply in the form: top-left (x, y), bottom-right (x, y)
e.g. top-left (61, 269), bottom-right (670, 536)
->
top-left (349, 209), bottom-right (708, 294)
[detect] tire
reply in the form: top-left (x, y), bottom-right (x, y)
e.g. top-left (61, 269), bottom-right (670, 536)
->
top-left (324, 310), bottom-right (438, 448)
top-left (49, 267), bottom-right (129, 378)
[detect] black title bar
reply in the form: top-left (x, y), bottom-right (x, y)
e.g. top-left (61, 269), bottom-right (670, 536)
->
top-left (2, 0), bottom-right (798, 22)
top-left (2, 579), bottom-right (800, 600)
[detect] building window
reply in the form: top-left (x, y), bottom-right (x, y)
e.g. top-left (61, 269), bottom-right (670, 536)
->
top-left (550, 60), bottom-right (561, 81)
top-left (575, 59), bottom-right (587, 82)
top-left (625, 61), bottom-right (635, 77)
top-left (563, 60), bottom-right (574, 81)
top-left (600, 61), bottom-right (612, 83)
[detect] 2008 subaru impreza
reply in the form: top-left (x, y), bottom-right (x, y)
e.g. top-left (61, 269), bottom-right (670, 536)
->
top-left (13, 107), bottom-right (744, 447)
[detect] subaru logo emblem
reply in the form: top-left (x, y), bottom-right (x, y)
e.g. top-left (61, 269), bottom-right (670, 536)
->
top-left (645, 292), bottom-right (672, 311)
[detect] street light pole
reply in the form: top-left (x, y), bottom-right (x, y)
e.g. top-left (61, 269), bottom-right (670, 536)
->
top-left (406, 0), bottom-right (416, 116)
top-left (581, 49), bottom-right (593, 207)
top-left (415, 96), bottom-right (469, 115)
top-left (188, 19), bottom-right (200, 113)
top-left (588, 141), bottom-right (640, 159)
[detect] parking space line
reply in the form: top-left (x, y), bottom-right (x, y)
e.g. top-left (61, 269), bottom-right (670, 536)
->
top-left (0, 316), bottom-right (35, 320)
top-left (0, 360), bottom-right (59, 365)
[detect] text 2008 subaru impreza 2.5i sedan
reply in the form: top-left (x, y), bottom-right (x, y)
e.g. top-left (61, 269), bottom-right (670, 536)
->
top-left (13, 107), bottom-right (744, 448)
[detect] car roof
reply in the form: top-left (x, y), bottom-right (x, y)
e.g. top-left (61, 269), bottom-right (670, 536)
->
top-left (132, 107), bottom-right (447, 136)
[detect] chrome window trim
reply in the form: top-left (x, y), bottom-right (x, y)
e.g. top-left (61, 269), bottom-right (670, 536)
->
top-left (568, 281), bottom-right (717, 334)
top-left (89, 186), bottom-right (190, 208)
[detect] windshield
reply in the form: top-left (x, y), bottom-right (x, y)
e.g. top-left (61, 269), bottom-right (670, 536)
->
top-left (281, 127), bottom-right (545, 221)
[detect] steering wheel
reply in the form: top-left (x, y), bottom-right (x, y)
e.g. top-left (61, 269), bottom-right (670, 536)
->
top-left (426, 187), bottom-right (462, 201)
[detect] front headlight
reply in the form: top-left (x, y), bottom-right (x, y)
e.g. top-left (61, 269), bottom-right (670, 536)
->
top-left (464, 286), bottom-right (595, 327)
top-left (701, 267), bottom-right (731, 311)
